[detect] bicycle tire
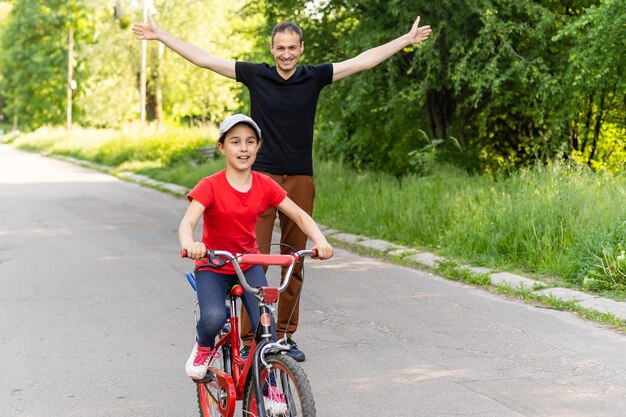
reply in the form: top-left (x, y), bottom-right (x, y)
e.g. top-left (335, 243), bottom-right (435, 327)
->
top-left (242, 353), bottom-right (316, 417)
top-left (196, 343), bottom-right (232, 417)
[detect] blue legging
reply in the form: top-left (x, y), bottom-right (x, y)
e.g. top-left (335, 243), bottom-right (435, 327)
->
top-left (195, 265), bottom-right (276, 348)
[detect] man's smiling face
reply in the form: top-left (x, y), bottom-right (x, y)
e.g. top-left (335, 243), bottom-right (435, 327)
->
top-left (270, 30), bottom-right (304, 79)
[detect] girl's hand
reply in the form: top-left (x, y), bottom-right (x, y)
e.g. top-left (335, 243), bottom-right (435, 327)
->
top-left (313, 241), bottom-right (333, 260)
top-left (182, 241), bottom-right (207, 260)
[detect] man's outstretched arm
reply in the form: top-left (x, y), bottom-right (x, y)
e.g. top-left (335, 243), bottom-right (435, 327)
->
top-left (132, 15), bottom-right (236, 80)
top-left (332, 16), bottom-right (432, 82)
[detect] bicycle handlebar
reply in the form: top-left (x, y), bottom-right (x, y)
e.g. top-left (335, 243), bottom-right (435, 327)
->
top-left (181, 248), bottom-right (318, 296)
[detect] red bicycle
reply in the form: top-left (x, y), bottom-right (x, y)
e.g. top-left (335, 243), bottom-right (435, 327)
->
top-left (182, 248), bottom-right (317, 417)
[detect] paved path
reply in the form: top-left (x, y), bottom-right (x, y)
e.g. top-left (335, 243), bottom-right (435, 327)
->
top-left (2, 144), bottom-right (626, 416)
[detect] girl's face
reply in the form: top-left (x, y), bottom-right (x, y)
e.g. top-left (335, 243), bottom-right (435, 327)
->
top-left (218, 124), bottom-right (260, 172)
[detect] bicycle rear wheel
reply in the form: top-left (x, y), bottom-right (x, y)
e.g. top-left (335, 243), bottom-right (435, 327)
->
top-left (242, 353), bottom-right (316, 417)
top-left (196, 344), bottom-right (232, 417)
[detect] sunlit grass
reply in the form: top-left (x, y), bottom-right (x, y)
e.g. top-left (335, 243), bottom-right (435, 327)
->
top-left (11, 124), bottom-right (217, 167)
top-left (137, 158), bottom-right (225, 188)
top-left (10, 125), bottom-right (116, 159)
top-left (313, 159), bottom-right (626, 293)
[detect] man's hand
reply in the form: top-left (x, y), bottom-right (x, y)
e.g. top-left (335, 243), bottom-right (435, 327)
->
top-left (131, 14), bottom-right (159, 41)
top-left (407, 16), bottom-right (432, 45)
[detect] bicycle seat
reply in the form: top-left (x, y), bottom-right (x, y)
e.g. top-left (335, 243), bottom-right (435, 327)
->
top-left (228, 284), bottom-right (244, 297)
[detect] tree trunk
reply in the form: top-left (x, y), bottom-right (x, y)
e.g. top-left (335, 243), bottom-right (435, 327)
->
top-left (581, 94), bottom-right (593, 153)
top-left (66, 26), bottom-right (74, 129)
top-left (155, 43), bottom-right (164, 125)
top-left (425, 91), bottom-right (449, 140)
top-left (587, 91), bottom-right (605, 165)
top-left (570, 119), bottom-right (578, 151)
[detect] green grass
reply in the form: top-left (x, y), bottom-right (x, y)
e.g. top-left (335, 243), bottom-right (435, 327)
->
top-left (10, 124), bottom-right (217, 171)
top-left (137, 158), bottom-right (226, 188)
top-left (314, 159), bottom-right (626, 295)
top-left (11, 126), bottom-right (626, 300)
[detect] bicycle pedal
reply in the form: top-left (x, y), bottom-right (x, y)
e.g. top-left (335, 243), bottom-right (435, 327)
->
top-left (196, 372), bottom-right (216, 383)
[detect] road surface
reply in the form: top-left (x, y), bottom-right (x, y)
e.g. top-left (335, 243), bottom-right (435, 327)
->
top-left (2, 144), bottom-right (626, 416)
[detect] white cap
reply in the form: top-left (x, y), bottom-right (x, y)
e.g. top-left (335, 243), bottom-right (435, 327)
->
top-left (218, 114), bottom-right (262, 141)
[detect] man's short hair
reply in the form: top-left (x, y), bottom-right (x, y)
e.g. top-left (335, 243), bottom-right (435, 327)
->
top-left (271, 22), bottom-right (303, 45)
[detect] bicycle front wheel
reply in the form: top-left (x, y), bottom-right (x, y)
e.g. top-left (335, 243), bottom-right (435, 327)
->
top-left (242, 353), bottom-right (316, 417)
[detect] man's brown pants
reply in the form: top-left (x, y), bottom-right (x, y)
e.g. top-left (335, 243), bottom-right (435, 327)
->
top-left (240, 174), bottom-right (315, 345)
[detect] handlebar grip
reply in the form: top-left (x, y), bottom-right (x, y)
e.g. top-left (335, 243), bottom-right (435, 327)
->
top-left (181, 249), bottom-right (228, 268)
top-left (311, 248), bottom-right (318, 258)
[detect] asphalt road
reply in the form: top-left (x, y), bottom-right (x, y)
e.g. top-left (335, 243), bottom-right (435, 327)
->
top-left (2, 144), bottom-right (626, 417)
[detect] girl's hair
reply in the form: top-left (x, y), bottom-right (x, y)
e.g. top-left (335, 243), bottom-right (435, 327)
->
top-left (271, 21), bottom-right (303, 45)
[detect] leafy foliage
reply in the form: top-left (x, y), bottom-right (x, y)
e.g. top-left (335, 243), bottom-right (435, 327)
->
top-left (0, 0), bottom-right (263, 129)
top-left (250, 0), bottom-right (624, 175)
top-left (0, 0), bottom-right (623, 173)
top-left (151, 0), bottom-right (262, 125)
top-left (0, 0), bottom-right (95, 129)
top-left (585, 240), bottom-right (626, 291)
top-left (553, 0), bottom-right (626, 171)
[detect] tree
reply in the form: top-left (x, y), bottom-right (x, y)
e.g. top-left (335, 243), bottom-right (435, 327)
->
top-left (145, 0), bottom-right (263, 125)
top-left (0, 0), bottom-right (93, 129)
top-left (248, 0), bottom-right (623, 175)
top-left (77, 2), bottom-right (139, 127)
top-left (0, 0), bottom-right (263, 129)
top-left (554, 0), bottom-right (626, 171)
top-left (0, 1), bottom-right (14, 127)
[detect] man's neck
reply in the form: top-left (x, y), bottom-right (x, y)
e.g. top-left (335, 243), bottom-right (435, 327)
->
top-left (276, 67), bottom-right (297, 80)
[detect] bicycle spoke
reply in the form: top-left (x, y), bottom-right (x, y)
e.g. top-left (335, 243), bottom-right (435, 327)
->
top-left (204, 378), bottom-right (220, 403)
top-left (197, 380), bottom-right (220, 417)
top-left (279, 370), bottom-right (298, 416)
top-left (243, 354), bottom-right (315, 416)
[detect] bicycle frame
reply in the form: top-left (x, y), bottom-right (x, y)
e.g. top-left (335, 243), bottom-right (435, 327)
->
top-left (184, 248), bottom-right (316, 417)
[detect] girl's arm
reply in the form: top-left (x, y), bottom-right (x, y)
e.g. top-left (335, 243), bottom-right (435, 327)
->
top-left (277, 197), bottom-right (333, 259)
top-left (178, 199), bottom-right (207, 260)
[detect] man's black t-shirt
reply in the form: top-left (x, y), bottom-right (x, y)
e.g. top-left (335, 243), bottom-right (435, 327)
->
top-left (235, 62), bottom-right (333, 176)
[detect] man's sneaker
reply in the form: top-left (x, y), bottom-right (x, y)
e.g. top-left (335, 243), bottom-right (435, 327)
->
top-left (240, 345), bottom-right (250, 360)
top-left (265, 385), bottom-right (288, 415)
top-left (283, 338), bottom-right (305, 362)
top-left (185, 343), bottom-right (218, 380)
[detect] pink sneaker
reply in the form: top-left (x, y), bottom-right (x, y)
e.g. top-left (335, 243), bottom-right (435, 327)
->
top-left (265, 385), bottom-right (288, 415)
top-left (185, 343), bottom-right (218, 380)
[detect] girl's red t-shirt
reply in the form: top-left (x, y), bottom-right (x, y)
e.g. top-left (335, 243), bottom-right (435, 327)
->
top-left (187, 170), bottom-right (287, 274)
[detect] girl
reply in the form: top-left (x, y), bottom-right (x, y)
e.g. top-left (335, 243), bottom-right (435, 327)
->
top-left (178, 114), bottom-right (333, 383)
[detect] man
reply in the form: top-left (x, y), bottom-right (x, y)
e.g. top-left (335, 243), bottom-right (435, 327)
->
top-left (133, 15), bottom-right (432, 362)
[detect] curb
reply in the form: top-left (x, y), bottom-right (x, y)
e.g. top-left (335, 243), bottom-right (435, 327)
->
top-left (56, 155), bottom-right (190, 196)
top-left (321, 229), bottom-right (626, 324)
